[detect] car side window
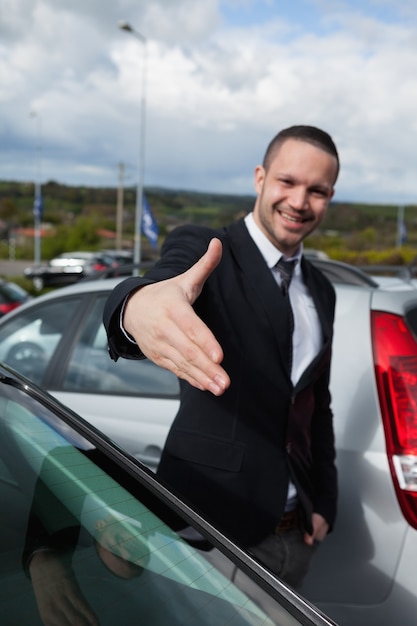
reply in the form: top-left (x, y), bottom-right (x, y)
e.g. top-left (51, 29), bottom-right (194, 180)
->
top-left (0, 298), bottom-right (83, 386)
top-left (62, 295), bottom-right (179, 397)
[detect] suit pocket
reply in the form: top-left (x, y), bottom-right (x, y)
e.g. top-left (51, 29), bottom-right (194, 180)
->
top-left (168, 431), bottom-right (245, 473)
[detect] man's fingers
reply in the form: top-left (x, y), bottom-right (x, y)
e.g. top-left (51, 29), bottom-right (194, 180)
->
top-left (304, 513), bottom-right (329, 545)
top-left (158, 353), bottom-right (229, 396)
top-left (168, 294), bottom-right (224, 364)
top-left (157, 355), bottom-right (228, 395)
top-left (146, 314), bottom-right (230, 395)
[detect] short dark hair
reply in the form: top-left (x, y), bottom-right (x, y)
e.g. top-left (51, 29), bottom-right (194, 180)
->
top-left (262, 125), bottom-right (340, 181)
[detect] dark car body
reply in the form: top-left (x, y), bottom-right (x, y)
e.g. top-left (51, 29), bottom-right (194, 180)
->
top-left (0, 364), bottom-right (337, 626)
top-left (24, 251), bottom-right (118, 290)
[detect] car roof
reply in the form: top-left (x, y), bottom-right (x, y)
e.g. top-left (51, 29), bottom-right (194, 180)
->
top-left (309, 258), bottom-right (379, 287)
top-left (0, 276), bottom-right (124, 323)
top-left (52, 276), bottom-right (123, 294)
top-left (57, 251), bottom-right (100, 259)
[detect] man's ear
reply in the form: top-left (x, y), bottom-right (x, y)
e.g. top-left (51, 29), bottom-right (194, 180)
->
top-left (254, 165), bottom-right (265, 194)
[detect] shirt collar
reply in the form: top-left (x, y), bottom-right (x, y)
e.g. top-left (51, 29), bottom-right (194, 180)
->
top-left (244, 212), bottom-right (303, 272)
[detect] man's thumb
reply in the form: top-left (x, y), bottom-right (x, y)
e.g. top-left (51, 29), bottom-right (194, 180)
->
top-left (183, 238), bottom-right (223, 303)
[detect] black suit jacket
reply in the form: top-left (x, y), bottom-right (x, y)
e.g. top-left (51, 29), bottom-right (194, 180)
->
top-left (103, 218), bottom-right (337, 546)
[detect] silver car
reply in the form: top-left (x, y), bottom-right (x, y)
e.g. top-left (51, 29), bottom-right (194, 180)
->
top-left (1, 261), bottom-right (417, 624)
top-left (300, 264), bottom-right (417, 626)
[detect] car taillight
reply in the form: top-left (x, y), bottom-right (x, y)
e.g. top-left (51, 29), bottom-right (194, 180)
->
top-left (0, 302), bottom-right (20, 315)
top-left (372, 310), bottom-right (417, 528)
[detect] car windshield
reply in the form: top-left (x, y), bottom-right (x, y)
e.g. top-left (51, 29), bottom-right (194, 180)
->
top-left (0, 368), bottom-right (334, 626)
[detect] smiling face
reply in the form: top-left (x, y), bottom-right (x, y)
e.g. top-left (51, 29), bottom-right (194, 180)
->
top-left (253, 138), bottom-right (338, 257)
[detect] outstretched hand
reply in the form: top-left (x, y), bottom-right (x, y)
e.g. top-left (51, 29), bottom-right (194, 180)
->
top-left (124, 238), bottom-right (230, 396)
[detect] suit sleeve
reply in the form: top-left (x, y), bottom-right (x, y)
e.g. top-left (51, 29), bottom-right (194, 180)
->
top-left (103, 275), bottom-right (155, 361)
top-left (311, 360), bottom-right (338, 529)
top-left (310, 278), bottom-right (337, 529)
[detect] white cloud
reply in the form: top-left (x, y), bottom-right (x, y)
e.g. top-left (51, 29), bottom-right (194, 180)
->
top-left (0, 0), bottom-right (417, 203)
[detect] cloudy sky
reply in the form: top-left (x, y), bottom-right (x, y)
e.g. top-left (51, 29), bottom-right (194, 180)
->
top-left (1, 0), bottom-right (417, 204)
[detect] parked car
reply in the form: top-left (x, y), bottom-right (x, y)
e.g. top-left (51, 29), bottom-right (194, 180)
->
top-left (0, 279), bottom-right (31, 316)
top-left (0, 363), bottom-right (337, 625)
top-left (2, 259), bottom-right (417, 624)
top-left (100, 249), bottom-right (134, 265)
top-left (80, 259), bottom-right (155, 281)
top-left (24, 251), bottom-right (119, 290)
top-left (0, 278), bottom-right (179, 471)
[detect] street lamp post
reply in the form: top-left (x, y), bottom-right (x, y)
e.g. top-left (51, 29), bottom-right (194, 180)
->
top-left (119, 21), bottom-right (147, 268)
top-left (30, 110), bottom-right (42, 265)
top-left (116, 161), bottom-right (125, 250)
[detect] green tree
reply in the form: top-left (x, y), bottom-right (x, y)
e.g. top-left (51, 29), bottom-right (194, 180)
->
top-left (41, 216), bottom-right (102, 259)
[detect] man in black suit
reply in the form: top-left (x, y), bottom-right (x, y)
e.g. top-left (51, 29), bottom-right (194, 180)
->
top-left (103, 125), bottom-right (339, 588)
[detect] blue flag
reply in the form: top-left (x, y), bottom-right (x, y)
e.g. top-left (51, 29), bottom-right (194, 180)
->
top-left (33, 189), bottom-right (43, 221)
top-left (141, 194), bottom-right (159, 249)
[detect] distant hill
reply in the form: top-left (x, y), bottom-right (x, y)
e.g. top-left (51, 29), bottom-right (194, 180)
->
top-left (0, 180), bottom-right (415, 256)
top-left (0, 180), bottom-right (254, 230)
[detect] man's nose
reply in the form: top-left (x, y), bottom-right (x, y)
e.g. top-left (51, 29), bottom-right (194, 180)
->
top-left (288, 187), bottom-right (308, 210)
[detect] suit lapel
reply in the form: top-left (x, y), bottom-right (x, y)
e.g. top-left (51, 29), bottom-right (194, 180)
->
top-left (225, 220), bottom-right (292, 372)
